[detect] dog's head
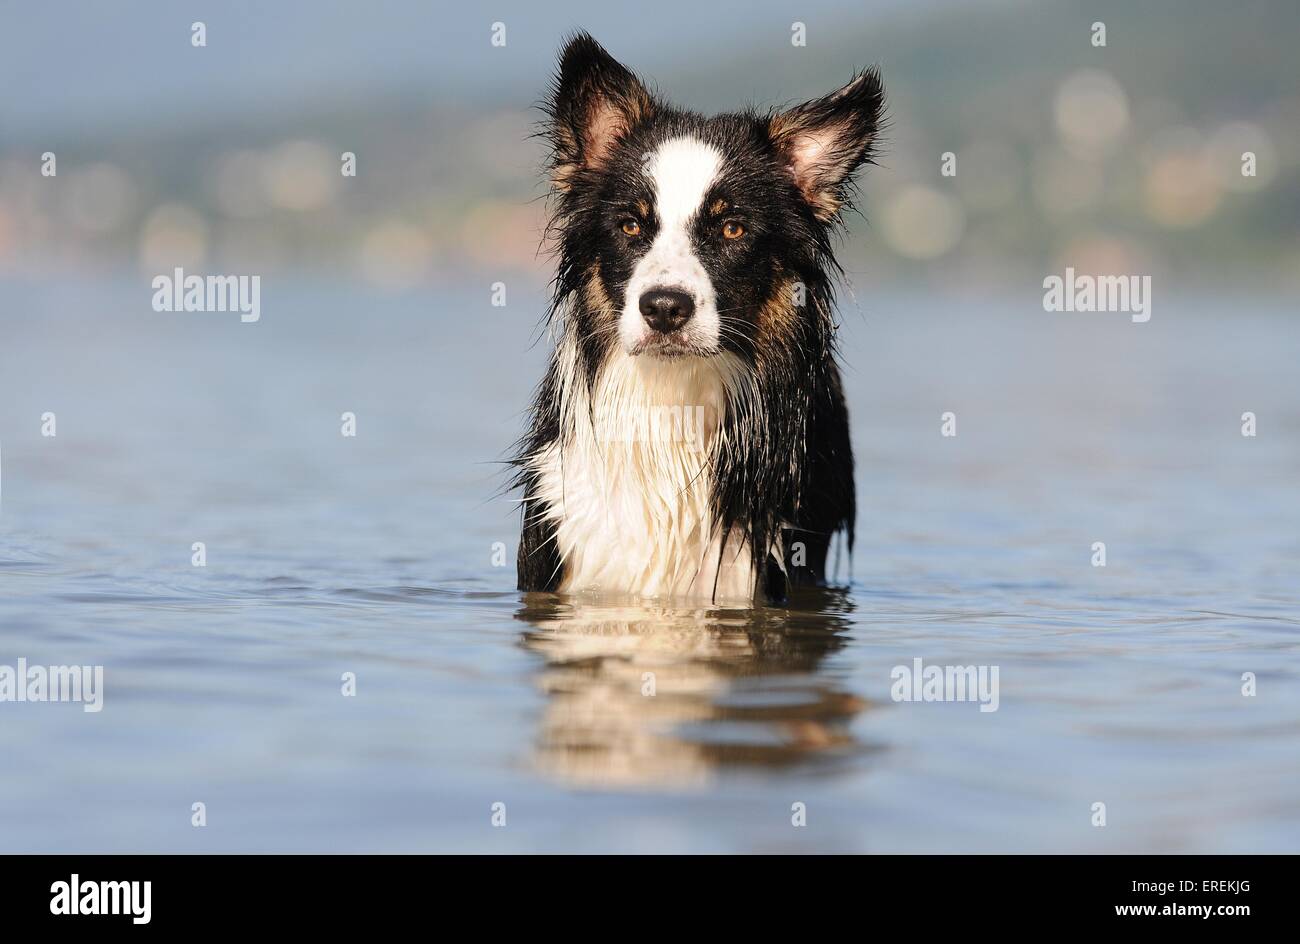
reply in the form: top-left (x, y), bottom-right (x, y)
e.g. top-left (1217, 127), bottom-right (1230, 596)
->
top-left (543, 32), bottom-right (884, 363)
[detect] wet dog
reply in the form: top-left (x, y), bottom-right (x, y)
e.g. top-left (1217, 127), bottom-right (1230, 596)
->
top-left (515, 33), bottom-right (883, 603)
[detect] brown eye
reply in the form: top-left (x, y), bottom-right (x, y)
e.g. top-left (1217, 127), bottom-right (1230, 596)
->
top-left (621, 219), bottom-right (641, 237)
top-left (722, 220), bottom-right (745, 240)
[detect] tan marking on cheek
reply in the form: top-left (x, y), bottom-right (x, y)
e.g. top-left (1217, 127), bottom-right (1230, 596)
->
top-left (757, 275), bottom-right (801, 348)
top-left (582, 265), bottom-right (619, 331)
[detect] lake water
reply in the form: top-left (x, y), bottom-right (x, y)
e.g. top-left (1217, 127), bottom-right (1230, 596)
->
top-left (1, 273), bottom-right (1297, 853)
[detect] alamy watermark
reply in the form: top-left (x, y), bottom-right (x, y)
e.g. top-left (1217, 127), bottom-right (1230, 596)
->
top-left (890, 657), bottom-right (999, 712)
top-left (151, 267), bottom-right (261, 323)
top-left (1043, 267), bottom-right (1151, 323)
top-left (0, 658), bottom-right (104, 712)
top-left (593, 403), bottom-right (708, 447)
top-left (50, 875), bottom-right (150, 924)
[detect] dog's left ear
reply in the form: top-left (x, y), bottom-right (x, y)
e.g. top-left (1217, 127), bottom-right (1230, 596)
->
top-left (769, 68), bottom-right (885, 221)
top-left (544, 32), bottom-right (655, 191)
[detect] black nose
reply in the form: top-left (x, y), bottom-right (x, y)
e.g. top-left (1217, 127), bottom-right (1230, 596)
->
top-left (638, 288), bottom-right (695, 334)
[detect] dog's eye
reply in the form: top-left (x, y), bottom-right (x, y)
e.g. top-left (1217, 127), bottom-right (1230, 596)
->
top-left (721, 221), bottom-right (746, 240)
top-left (621, 219), bottom-right (642, 237)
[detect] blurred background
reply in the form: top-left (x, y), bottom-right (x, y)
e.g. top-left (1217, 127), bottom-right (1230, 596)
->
top-left (2, 0), bottom-right (1297, 293)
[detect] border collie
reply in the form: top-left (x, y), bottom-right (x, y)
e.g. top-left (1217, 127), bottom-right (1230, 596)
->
top-left (514, 33), bottom-right (884, 604)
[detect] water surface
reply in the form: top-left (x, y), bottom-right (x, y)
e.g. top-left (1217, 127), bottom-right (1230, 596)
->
top-left (1, 274), bottom-right (1297, 852)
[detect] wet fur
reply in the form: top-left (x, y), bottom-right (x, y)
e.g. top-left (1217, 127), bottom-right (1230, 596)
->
top-left (513, 33), bottom-right (883, 604)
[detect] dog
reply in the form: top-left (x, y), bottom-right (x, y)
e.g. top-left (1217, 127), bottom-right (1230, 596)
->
top-left (514, 33), bottom-right (884, 604)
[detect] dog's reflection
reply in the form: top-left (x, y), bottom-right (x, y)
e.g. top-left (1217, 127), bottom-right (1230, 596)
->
top-left (515, 590), bottom-right (871, 788)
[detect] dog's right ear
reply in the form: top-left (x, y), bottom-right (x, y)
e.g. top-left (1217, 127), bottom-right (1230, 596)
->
top-left (544, 33), bottom-right (654, 190)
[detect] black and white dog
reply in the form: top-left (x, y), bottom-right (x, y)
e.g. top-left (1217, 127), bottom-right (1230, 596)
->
top-left (515, 33), bottom-right (884, 604)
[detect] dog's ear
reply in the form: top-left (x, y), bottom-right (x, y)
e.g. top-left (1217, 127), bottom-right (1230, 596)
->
top-left (769, 68), bottom-right (885, 221)
top-left (544, 32), bottom-right (654, 190)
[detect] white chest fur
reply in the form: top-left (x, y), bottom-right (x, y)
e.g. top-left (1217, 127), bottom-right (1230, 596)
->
top-left (531, 348), bottom-right (756, 602)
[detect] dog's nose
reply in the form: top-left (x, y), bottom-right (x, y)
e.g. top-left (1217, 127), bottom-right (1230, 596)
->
top-left (639, 288), bottom-right (695, 334)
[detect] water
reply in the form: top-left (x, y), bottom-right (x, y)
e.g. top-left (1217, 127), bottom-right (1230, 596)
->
top-left (2, 273), bottom-right (1298, 852)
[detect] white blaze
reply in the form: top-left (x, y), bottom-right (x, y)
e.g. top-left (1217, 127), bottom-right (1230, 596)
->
top-left (621, 136), bottom-right (722, 352)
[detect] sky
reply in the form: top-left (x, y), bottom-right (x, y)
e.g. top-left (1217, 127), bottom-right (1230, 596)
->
top-left (0, 0), bottom-right (958, 136)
